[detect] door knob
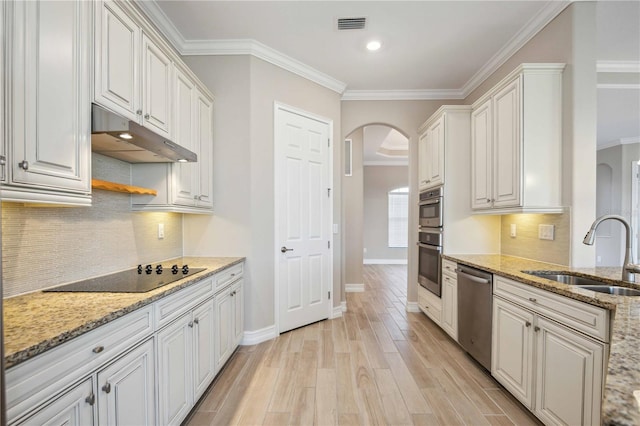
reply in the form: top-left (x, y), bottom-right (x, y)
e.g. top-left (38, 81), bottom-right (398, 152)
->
top-left (281, 246), bottom-right (293, 253)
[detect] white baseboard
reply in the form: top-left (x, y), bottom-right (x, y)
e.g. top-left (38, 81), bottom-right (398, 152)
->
top-left (331, 305), bottom-right (343, 319)
top-left (364, 259), bottom-right (408, 265)
top-left (240, 324), bottom-right (278, 346)
top-left (406, 302), bottom-right (420, 313)
top-left (345, 283), bottom-right (365, 292)
top-left (341, 301), bottom-right (347, 312)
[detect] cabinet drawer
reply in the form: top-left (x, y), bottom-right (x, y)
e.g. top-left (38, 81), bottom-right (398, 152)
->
top-left (155, 277), bottom-right (214, 329)
top-left (494, 275), bottom-right (610, 342)
top-left (418, 285), bottom-right (442, 325)
top-left (442, 259), bottom-right (457, 277)
top-left (215, 263), bottom-right (243, 292)
top-left (7, 305), bottom-right (153, 423)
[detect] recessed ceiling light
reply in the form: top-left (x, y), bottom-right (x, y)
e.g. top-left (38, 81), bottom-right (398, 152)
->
top-left (366, 40), bottom-right (382, 51)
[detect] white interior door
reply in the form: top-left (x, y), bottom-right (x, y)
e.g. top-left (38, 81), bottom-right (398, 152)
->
top-left (275, 104), bottom-right (332, 333)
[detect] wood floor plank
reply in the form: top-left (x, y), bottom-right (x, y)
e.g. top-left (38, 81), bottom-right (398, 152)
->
top-left (316, 368), bottom-right (338, 426)
top-left (384, 352), bottom-right (431, 414)
top-left (374, 368), bottom-right (413, 425)
top-left (289, 387), bottom-right (315, 426)
top-left (189, 265), bottom-right (534, 426)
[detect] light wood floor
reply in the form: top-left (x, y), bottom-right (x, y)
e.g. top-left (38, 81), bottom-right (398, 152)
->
top-left (187, 265), bottom-right (541, 426)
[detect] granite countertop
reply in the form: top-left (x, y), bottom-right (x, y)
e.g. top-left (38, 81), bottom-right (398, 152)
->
top-left (442, 254), bottom-right (640, 426)
top-left (3, 256), bottom-right (244, 369)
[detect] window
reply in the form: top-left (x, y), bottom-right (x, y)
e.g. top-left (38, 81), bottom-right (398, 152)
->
top-left (388, 187), bottom-right (408, 248)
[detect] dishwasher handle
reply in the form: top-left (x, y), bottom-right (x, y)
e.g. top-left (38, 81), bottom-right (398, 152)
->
top-left (456, 269), bottom-right (491, 285)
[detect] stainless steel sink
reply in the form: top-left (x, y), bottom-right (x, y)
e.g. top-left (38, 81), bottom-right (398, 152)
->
top-left (579, 285), bottom-right (640, 296)
top-left (523, 271), bottom-right (608, 286)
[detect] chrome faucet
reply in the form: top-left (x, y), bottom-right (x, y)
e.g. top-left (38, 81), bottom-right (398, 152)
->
top-left (583, 214), bottom-right (640, 282)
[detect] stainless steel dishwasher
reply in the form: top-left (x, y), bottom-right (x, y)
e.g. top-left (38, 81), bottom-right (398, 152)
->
top-left (457, 264), bottom-right (493, 371)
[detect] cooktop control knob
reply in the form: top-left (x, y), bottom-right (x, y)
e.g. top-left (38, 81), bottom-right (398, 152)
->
top-left (171, 265), bottom-right (179, 275)
top-left (156, 265), bottom-right (163, 274)
top-left (182, 265), bottom-right (189, 274)
top-left (145, 265), bottom-right (152, 274)
top-left (137, 265), bottom-right (143, 274)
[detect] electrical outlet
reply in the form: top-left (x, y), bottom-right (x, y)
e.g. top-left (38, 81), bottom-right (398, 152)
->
top-left (158, 223), bottom-right (165, 239)
top-left (538, 224), bottom-right (555, 240)
top-left (510, 224), bottom-right (517, 238)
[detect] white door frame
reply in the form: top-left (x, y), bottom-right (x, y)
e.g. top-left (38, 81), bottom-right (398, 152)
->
top-left (273, 101), bottom-right (334, 335)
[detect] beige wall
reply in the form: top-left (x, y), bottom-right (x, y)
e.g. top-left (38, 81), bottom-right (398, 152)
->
top-left (343, 128), bottom-right (363, 285)
top-left (2, 154), bottom-right (183, 297)
top-left (465, 3), bottom-right (598, 268)
top-left (363, 166), bottom-right (409, 261)
top-left (341, 99), bottom-right (462, 304)
top-left (501, 213), bottom-right (571, 266)
top-left (182, 55), bottom-right (342, 332)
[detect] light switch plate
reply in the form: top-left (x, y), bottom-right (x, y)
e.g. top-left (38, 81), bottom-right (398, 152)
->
top-left (158, 223), bottom-right (165, 239)
top-left (539, 224), bottom-right (555, 240)
top-left (510, 224), bottom-right (517, 238)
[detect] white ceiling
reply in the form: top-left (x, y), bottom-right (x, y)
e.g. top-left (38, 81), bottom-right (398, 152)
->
top-left (147, 0), bottom-right (568, 95)
top-left (362, 125), bottom-right (408, 165)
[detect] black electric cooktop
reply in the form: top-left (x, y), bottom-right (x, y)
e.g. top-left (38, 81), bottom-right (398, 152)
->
top-left (44, 265), bottom-right (206, 293)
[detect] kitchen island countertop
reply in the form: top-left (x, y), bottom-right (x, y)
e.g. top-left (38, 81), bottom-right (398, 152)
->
top-left (3, 257), bottom-right (244, 369)
top-left (442, 253), bottom-right (640, 426)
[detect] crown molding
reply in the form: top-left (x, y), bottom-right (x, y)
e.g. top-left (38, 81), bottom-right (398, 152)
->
top-left (460, 1), bottom-right (571, 99)
top-left (598, 137), bottom-right (640, 151)
top-left (135, 0), bottom-right (187, 50)
top-left (341, 89), bottom-right (465, 101)
top-left (597, 61), bottom-right (640, 73)
top-left (597, 83), bottom-right (640, 90)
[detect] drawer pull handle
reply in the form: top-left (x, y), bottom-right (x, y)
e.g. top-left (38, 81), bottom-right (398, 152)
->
top-left (534, 326), bottom-right (540, 332)
top-left (231, 273), bottom-right (236, 277)
top-left (85, 393), bottom-right (95, 406)
top-left (528, 297), bottom-right (537, 303)
top-left (102, 383), bottom-right (111, 394)
top-left (93, 346), bottom-right (104, 354)
top-left (525, 321), bottom-right (531, 327)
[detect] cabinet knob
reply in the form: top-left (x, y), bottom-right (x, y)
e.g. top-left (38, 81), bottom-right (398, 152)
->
top-left (144, 113), bottom-right (150, 120)
top-left (18, 160), bottom-right (29, 170)
top-left (188, 321), bottom-right (194, 328)
top-left (525, 321), bottom-right (531, 327)
top-left (0, 155), bottom-right (6, 166)
top-left (102, 382), bottom-right (111, 394)
top-left (92, 346), bottom-right (104, 354)
top-left (534, 326), bottom-right (540, 332)
top-left (528, 297), bottom-right (537, 303)
top-left (136, 109), bottom-right (142, 115)
top-left (85, 393), bottom-right (95, 406)
top-left (193, 318), bottom-right (199, 325)
top-left (486, 198), bottom-right (491, 203)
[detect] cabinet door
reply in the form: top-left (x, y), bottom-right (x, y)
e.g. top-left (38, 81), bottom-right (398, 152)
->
top-left (471, 98), bottom-right (493, 209)
top-left (97, 339), bottom-right (155, 426)
top-left (492, 77), bottom-right (521, 208)
top-left (157, 313), bottom-right (193, 426)
top-left (194, 89), bottom-right (214, 208)
top-left (215, 288), bottom-right (233, 370)
top-left (94, 0), bottom-right (140, 122)
top-left (16, 377), bottom-right (95, 426)
top-left (418, 131), bottom-right (429, 191)
top-left (440, 274), bottom-right (457, 340)
top-left (534, 317), bottom-right (604, 426)
top-left (491, 297), bottom-right (535, 409)
top-left (142, 33), bottom-right (172, 138)
top-left (171, 67), bottom-right (197, 207)
top-left (427, 116), bottom-right (444, 187)
top-left (10, 0), bottom-right (91, 193)
top-left (232, 279), bottom-right (244, 347)
top-left (0, 0), bottom-right (5, 184)
top-left (193, 299), bottom-right (216, 401)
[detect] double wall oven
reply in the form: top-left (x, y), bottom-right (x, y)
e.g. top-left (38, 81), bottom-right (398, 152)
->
top-left (417, 186), bottom-right (443, 297)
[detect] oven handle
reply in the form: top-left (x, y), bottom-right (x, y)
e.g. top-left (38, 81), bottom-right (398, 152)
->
top-left (416, 242), bottom-right (442, 252)
top-left (419, 198), bottom-right (441, 206)
top-left (456, 269), bottom-right (491, 285)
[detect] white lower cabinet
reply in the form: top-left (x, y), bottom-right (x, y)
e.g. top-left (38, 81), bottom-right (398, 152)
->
top-left (441, 263), bottom-right (458, 340)
top-left (97, 339), bottom-right (156, 426)
top-left (492, 295), bottom-right (606, 425)
top-left (417, 285), bottom-right (442, 325)
top-left (157, 298), bottom-right (215, 426)
top-left (215, 277), bottom-right (244, 370)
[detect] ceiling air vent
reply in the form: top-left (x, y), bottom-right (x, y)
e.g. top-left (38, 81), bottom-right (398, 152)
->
top-left (337, 17), bottom-right (367, 31)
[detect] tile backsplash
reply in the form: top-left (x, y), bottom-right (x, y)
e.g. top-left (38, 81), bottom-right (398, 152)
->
top-left (501, 213), bottom-right (571, 266)
top-left (2, 155), bottom-right (183, 298)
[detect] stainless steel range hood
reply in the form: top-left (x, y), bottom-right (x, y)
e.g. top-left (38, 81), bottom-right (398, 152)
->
top-left (91, 104), bottom-right (197, 163)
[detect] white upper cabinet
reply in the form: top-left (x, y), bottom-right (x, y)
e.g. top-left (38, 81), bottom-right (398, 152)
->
top-left (418, 115), bottom-right (445, 190)
top-left (94, 0), bottom-right (140, 122)
top-left (94, 0), bottom-right (173, 138)
top-left (3, 0), bottom-right (92, 206)
top-left (471, 63), bottom-right (565, 214)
